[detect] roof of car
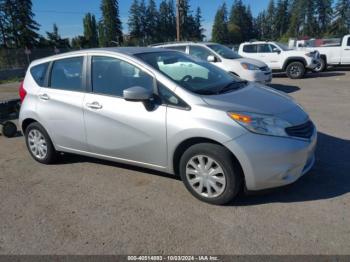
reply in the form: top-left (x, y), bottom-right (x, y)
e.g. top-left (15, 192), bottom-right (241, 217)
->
top-left (241, 41), bottom-right (275, 45)
top-left (30, 47), bottom-right (169, 66)
top-left (153, 42), bottom-right (218, 47)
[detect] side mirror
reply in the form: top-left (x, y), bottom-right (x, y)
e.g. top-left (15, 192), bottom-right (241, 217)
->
top-left (207, 55), bottom-right (217, 63)
top-left (123, 86), bottom-right (153, 102)
top-left (273, 48), bottom-right (281, 54)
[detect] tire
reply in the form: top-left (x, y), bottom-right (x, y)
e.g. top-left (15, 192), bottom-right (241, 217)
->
top-left (2, 121), bottom-right (17, 138)
top-left (179, 143), bottom-right (242, 205)
top-left (25, 122), bottom-right (57, 164)
top-left (313, 57), bottom-right (327, 72)
top-left (286, 61), bottom-right (305, 79)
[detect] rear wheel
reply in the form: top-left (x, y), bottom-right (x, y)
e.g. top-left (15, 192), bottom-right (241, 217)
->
top-left (286, 61), bottom-right (305, 79)
top-left (179, 143), bottom-right (242, 205)
top-left (25, 122), bottom-right (57, 164)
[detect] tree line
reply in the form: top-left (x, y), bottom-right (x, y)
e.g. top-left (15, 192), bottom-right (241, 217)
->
top-left (0, 0), bottom-right (204, 50)
top-left (212, 0), bottom-right (350, 45)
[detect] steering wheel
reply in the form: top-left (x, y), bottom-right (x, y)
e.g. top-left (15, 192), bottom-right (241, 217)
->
top-left (180, 75), bottom-right (193, 83)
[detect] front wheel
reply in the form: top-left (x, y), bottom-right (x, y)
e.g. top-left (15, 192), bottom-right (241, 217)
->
top-left (179, 143), bottom-right (242, 205)
top-left (313, 58), bottom-right (327, 72)
top-left (286, 62), bottom-right (305, 79)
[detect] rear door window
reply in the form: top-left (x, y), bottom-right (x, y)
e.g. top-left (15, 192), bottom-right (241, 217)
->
top-left (30, 62), bottom-right (49, 86)
top-left (50, 57), bottom-right (84, 91)
top-left (189, 46), bottom-right (214, 61)
top-left (347, 37), bottom-right (350, 46)
top-left (257, 44), bottom-right (273, 53)
top-left (243, 44), bottom-right (257, 53)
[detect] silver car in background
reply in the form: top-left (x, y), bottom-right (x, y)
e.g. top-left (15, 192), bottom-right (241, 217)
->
top-left (19, 48), bottom-right (317, 205)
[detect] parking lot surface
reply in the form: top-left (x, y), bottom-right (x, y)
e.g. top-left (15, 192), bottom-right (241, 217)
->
top-left (0, 70), bottom-right (349, 255)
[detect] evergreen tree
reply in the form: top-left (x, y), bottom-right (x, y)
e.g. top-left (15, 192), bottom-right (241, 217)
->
top-left (2, 0), bottom-right (39, 48)
top-left (128, 0), bottom-right (142, 44)
top-left (255, 11), bottom-right (268, 40)
top-left (288, 0), bottom-right (306, 37)
top-left (193, 7), bottom-right (204, 41)
top-left (83, 13), bottom-right (98, 48)
top-left (71, 35), bottom-right (88, 49)
top-left (99, 0), bottom-right (123, 46)
top-left (145, 0), bottom-right (159, 43)
top-left (158, 0), bottom-right (176, 42)
top-left (0, 0), bottom-right (8, 47)
top-left (212, 3), bottom-right (229, 44)
top-left (331, 0), bottom-right (350, 35)
top-left (265, 0), bottom-right (276, 39)
top-left (46, 23), bottom-right (70, 48)
top-left (304, 0), bottom-right (318, 36)
top-left (139, 0), bottom-right (148, 44)
top-left (227, 0), bottom-right (254, 43)
top-left (274, 0), bottom-right (290, 38)
top-left (317, 0), bottom-right (333, 34)
top-left (178, 0), bottom-right (195, 40)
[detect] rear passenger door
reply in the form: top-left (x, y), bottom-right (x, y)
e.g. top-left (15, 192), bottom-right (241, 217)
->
top-left (36, 55), bottom-right (88, 151)
top-left (83, 55), bottom-right (167, 168)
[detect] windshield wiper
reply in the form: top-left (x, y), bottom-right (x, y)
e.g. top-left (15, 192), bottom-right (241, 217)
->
top-left (216, 80), bottom-right (248, 94)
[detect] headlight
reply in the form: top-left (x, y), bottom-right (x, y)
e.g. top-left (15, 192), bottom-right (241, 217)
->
top-left (241, 63), bottom-right (260, 71)
top-left (227, 112), bottom-right (292, 137)
top-left (305, 52), bottom-right (316, 58)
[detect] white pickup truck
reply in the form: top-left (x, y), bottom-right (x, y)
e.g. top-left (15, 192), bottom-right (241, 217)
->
top-left (238, 41), bottom-right (320, 79)
top-left (297, 35), bottom-right (350, 72)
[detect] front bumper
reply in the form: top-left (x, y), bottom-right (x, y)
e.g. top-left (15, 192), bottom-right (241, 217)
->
top-left (224, 128), bottom-right (317, 191)
top-left (242, 70), bottom-right (272, 84)
top-left (306, 58), bottom-right (320, 70)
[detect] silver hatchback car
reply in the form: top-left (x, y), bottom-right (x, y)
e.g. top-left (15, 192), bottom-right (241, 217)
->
top-left (19, 47), bottom-right (317, 205)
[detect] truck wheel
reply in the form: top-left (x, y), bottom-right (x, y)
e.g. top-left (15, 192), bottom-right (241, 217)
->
top-left (286, 62), bottom-right (305, 79)
top-left (1, 121), bottom-right (17, 138)
top-left (313, 57), bottom-right (326, 72)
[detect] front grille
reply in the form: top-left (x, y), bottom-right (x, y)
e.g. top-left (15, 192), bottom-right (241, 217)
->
top-left (285, 121), bottom-right (315, 139)
top-left (260, 66), bottom-right (269, 72)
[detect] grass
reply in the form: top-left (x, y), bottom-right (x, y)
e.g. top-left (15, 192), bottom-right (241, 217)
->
top-left (0, 77), bottom-right (23, 85)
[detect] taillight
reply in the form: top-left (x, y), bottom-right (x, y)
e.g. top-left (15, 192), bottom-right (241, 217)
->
top-left (19, 81), bottom-right (27, 102)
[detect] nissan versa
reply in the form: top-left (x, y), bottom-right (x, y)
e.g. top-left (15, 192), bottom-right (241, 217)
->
top-left (19, 48), bottom-right (317, 205)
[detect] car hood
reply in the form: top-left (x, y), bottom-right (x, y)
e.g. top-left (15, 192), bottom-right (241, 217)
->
top-left (201, 83), bottom-right (309, 126)
top-left (226, 57), bottom-right (268, 67)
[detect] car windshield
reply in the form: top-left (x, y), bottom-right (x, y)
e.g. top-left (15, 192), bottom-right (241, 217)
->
top-left (207, 44), bottom-right (241, 59)
top-left (274, 42), bottom-right (291, 51)
top-left (136, 51), bottom-right (246, 95)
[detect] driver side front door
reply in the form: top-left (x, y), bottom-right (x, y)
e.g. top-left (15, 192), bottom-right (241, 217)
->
top-left (83, 55), bottom-right (167, 169)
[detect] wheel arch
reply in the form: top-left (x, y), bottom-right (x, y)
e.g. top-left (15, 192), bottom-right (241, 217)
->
top-left (172, 137), bottom-right (244, 182)
top-left (283, 57), bottom-right (307, 71)
top-left (22, 118), bottom-right (38, 133)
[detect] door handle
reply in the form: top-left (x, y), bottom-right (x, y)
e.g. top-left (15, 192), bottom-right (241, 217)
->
top-left (86, 101), bottom-right (103, 109)
top-left (39, 94), bottom-right (50, 100)
top-left (345, 48), bottom-right (350, 51)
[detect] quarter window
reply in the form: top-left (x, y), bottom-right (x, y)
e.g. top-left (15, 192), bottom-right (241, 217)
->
top-left (243, 44), bottom-right (257, 53)
top-left (30, 62), bottom-right (49, 86)
top-left (50, 57), bottom-right (84, 91)
top-left (91, 56), bottom-right (154, 97)
top-left (189, 46), bottom-right (214, 61)
top-left (158, 82), bottom-right (188, 109)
